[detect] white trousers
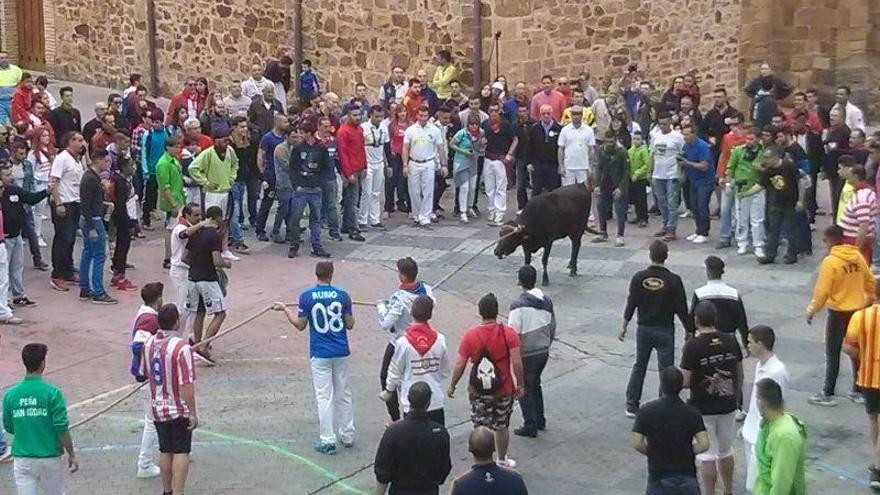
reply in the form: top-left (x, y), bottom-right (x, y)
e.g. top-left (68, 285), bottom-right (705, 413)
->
top-left (138, 388), bottom-right (159, 469)
top-left (744, 439), bottom-right (757, 493)
top-left (203, 191), bottom-right (228, 216)
top-left (310, 357), bottom-right (355, 445)
top-left (0, 243), bottom-right (13, 318)
top-left (734, 191), bottom-right (766, 249)
top-left (273, 81), bottom-right (287, 113)
top-left (561, 169), bottom-right (588, 186)
top-left (458, 175), bottom-right (478, 214)
top-left (483, 159), bottom-right (508, 219)
top-left (407, 160), bottom-right (435, 225)
top-left (13, 456), bottom-right (65, 495)
top-left (358, 161), bottom-right (385, 226)
top-left (169, 266), bottom-right (193, 339)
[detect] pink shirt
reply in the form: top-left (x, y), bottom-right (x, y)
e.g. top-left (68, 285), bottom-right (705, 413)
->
top-left (529, 90), bottom-right (567, 122)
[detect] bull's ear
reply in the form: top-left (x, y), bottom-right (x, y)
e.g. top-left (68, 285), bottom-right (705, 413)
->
top-left (498, 224), bottom-right (515, 237)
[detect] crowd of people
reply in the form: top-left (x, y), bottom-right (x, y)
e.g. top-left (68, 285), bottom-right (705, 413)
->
top-left (0, 45), bottom-right (876, 495)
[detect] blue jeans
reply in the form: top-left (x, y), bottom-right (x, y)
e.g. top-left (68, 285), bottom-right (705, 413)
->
top-left (273, 188), bottom-right (293, 241)
top-left (0, 412), bottom-right (6, 454)
top-left (519, 352), bottom-right (549, 432)
top-left (321, 179), bottom-right (341, 237)
top-left (652, 178), bottom-right (680, 230)
top-left (79, 217), bottom-right (107, 296)
top-left (688, 181), bottom-right (713, 236)
top-left (22, 205), bottom-right (42, 264)
top-left (625, 325), bottom-right (675, 411)
top-left (718, 185), bottom-right (736, 243)
top-left (646, 474), bottom-right (700, 495)
top-left (7, 235), bottom-right (24, 298)
top-left (226, 182), bottom-right (244, 244)
top-left (290, 188), bottom-right (323, 250)
top-left (599, 188), bottom-right (628, 237)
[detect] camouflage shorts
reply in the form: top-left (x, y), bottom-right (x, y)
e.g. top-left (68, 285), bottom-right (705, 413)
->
top-left (469, 394), bottom-right (515, 431)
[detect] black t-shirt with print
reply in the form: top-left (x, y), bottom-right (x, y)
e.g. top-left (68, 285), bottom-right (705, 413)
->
top-left (680, 331), bottom-right (743, 415)
top-left (186, 228), bottom-right (222, 282)
top-left (482, 121), bottom-right (516, 160)
top-left (760, 161), bottom-right (800, 209)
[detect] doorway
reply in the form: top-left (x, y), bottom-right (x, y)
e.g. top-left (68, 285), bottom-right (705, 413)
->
top-left (15, 0), bottom-right (46, 69)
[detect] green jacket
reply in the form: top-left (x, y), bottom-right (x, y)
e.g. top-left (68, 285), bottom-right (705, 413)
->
top-left (726, 144), bottom-right (765, 196)
top-left (593, 143), bottom-right (630, 194)
top-left (188, 145), bottom-right (239, 194)
top-left (628, 144), bottom-right (651, 181)
top-left (155, 151), bottom-right (186, 212)
top-left (2, 376), bottom-right (69, 458)
top-left (753, 413), bottom-right (806, 495)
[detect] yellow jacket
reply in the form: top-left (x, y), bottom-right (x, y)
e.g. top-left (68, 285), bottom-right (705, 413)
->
top-left (431, 65), bottom-right (458, 100)
top-left (560, 106), bottom-right (595, 127)
top-left (807, 244), bottom-right (876, 313)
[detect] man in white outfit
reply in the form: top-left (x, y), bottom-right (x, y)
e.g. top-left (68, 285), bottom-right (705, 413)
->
top-left (169, 203), bottom-right (207, 339)
top-left (557, 105), bottom-right (595, 186)
top-left (359, 105), bottom-right (389, 229)
top-left (742, 324), bottom-right (789, 492)
top-left (402, 106), bottom-right (446, 228)
top-left (481, 103), bottom-right (518, 226)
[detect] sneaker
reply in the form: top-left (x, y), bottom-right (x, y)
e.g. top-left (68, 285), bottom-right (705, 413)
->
top-left (141, 224), bottom-right (155, 231)
top-left (736, 245), bottom-right (749, 255)
top-left (847, 390), bottom-right (865, 404)
top-left (757, 256), bottom-right (775, 265)
top-left (783, 256), bottom-right (798, 265)
top-left (467, 208), bottom-right (478, 218)
top-left (497, 457), bottom-right (516, 469)
top-left (50, 278), bottom-right (69, 291)
top-left (348, 232), bottom-right (366, 242)
top-left (162, 259), bottom-right (171, 269)
top-left (311, 247), bottom-right (332, 258)
top-left (513, 427), bottom-right (538, 438)
top-left (240, 223), bottom-right (249, 231)
top-left (115, 279), bottom-right (139, 291)
top-left (460, 213), bottom-right (469, 223)
top-left (807, 392), bottom-right (838, 407)
top-left (257, 233), bottom-right (270, 242)
top-left (624, 409), bottom-right (637, 419)
top-left (357, 223), bottom-right (369, 231)
top-left (615, 237), bottom-right (625, 247)
top-left (13, 296), bottom-right (37, 307)
top-left (91, 293), bottom-right (118, 305)
top-left (136, 464), bottom-right (161, 479)
top-left (314, 441), bottom-right (337, 455)
top-left (662, 231), bottom-right (676, 242)
top-left (341, 440), bottom-right (354, 448)
top-left (692, 235), bottom-right (707, 244)
top-left (637, 220), bottom-right (647, 228)
top-left (685, 233), bottom-right (698, 241)
top-left (287, 244), bottom-right (300, 258)
top-left (715, 240), bottom-right (731, 249)
top-left (487, 218), bottom-right (502, 227)
top-left (0, 315), bottom-right (22, 325)
top-left (654, 228), bottom-right (667, 237)
top-left (754, 247), bottom-right (766, 259)
top-left (370, 223), bottom-right (387, 231)
top-left (735, 409), bottom-right (747, 422)
top-left (233, 243), bottom-right (250, 254)
top-left (679, 210), bottom-right (692, 218)
top-left (329, 233), bottom-right (344, 242)
top-left (221, 250), bottom-right (241, 261)
top-left (79, 289), bottom-right (94, 301)
top-left (869, 466), bottom-right (880, 489)
top-left (591, 235), bottom-right (608, 243)
top-left (33, 260), bottom-right (49, 271)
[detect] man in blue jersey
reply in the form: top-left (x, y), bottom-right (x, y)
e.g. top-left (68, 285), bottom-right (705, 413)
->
top-left (273, 261), bottom-right (355, 455)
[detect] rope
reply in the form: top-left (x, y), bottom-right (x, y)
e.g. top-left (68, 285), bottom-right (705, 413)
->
top-left (432, 240), bottom-right (498, 290)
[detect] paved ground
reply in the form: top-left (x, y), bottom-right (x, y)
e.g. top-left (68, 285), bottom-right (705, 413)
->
top-left (0, 80), bottom-right (875, 494)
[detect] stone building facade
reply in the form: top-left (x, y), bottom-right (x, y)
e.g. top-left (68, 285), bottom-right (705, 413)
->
top-left (0, 0), bottom-right (876, 114)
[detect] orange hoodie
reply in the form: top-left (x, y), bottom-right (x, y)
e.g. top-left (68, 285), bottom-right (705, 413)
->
top-left (808, 244), bottom-right (876, 313)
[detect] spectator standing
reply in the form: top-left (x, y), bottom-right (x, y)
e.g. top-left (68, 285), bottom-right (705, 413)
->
top-left (839, 164), bottom-right (877, 266)
top-left (109, 155), bottom-right (139, 290)
top-left (78, 148), bottom-right (117, 304)
top-left (46, 87), bottom-right (81, 140)
top-left (287, 122), bottom-right (332, 259)
top-left (751, 379), bottom-right (807, 495)
top-left (508, 265), bottom-right (556, 438)
top-left (337, 106), bottom-right (368, 241)
top-left (621, 241), bottom-right (692, 417)
top-left (743, 325), bottom-right (790, 492)
top-left (630, 367), bottom-right (709, 495)
top-left (448, 293), bottom-right (524, 469)
top-left (526, 106), bottom-right (562, 196)
top-left (359, 105), bottom-right (389, 230)
top-left (592, 132), bottom-right (630, 246)
top-left (649, 114), bottom-right (686, 241)
top-left (690, 256), bottom-right (749, 351)
top-left (529, 75), bottom-right (566, 122)
top-left (298, 59), bottom-right (321, 104)
top-left (680, 125), bottom-right (714, 244)
top-left (49, 132), bottom-right (86, 292)
top-left (680, 301), bottom-right (744, 495)
top-left (0, 166), bottom-right (47, 309)
top-left (374, 382), bottom-right (452, 495)
top-left (628, 131), bottom-right (651, 227)
top-left (431, 50), bottom-right (458, 101)
top-left (715, 115), bottom-right (747, 249)
top-left (0, 51), bottom-right (22, 124)
top-left (831, 85), bottom-right (865, 132)
top-left (241, 64), bottom-right (275, 100)
top-left (481, 103), bottom-right (518, 226)
top-left (807, 225), bottom-right (876, 406)
top-left (223, 80), bottom-right (252, 118)
top-left (140, 110), bottom-right (171, 229)
top-left (248, 85), bottom-right (284, 136)
top-left (512, 105), bottom-right (533, 210)
top-left (727, 128), bottom-right (766, 258)
top-left (188, 129), bottom-right (239, 262)
top-left (155, 137), bottom-right (186, 269)
top-left (758, 145), bottom-right (803, 265)
top-left (255, 114), bottom-right (288, 241)
top-left (449, 426), bottom-right (529, 495)
top-left (82, 102), bottom-right (107, 147)
top-left (379, 66), bottom-right (409, 112)
top-left (557, 105), bottom-right (595, 187)
top-left (264, 55), bottom-right (292, 113)
top-left (3, 343), bottom-right (78, 494)
top-left (271, 125), bottom-right (298, 246)
top-left (402, 106), bottom-right (446, 228)
top-left (744, 63), bottom-right (792, 130)
top-left (316, 117), bottom-right (344, 241)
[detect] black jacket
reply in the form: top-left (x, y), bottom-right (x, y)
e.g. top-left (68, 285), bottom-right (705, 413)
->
top-left (247, 96), bottom-right (285, 135)
top-left (111, 170), bottom-right (133, 226)
top-left (527, 121), bottom-right (562, 169)
top-left (624, 265), bottom-right (693, 332)
top-left (374, 411), bottom-right (451, 495)
top-left (1, 185), bottom-right (47, 238)
top-left (79, 168), bottom-right (105, 231)
top-left (702, 106), bottom-right (744, 148)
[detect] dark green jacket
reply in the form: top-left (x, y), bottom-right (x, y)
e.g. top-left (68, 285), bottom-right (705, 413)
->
top-left (593, 143), bottom-right (631, 194)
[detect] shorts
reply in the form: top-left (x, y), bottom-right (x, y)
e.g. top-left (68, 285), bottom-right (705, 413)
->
top-left (165, 210), bottom-right (179, 231)
top-left (184, 280), bottom-right (226, 315)
top-left (469, 394), bottom-right (514, 431)
top-left (561, 169), bottom-right (588, 186)
top-left (697, 412), bottom-right (736, 462)
top-left (155, 417), bottom-right (193, 454)
top-left (203, 191), bottom-right (228, 216)
top-left (863, 388), bottom-right (880, 415)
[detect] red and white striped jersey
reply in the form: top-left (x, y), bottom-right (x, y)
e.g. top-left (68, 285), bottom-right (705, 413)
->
top-left (140, 331), bottom-right (196, 422)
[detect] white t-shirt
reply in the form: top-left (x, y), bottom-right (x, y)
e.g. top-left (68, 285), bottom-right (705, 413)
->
top-left (558, 123), bottom-right (596, 171)
top-left (26, 151), bottom-right (52, 183)
top-left (403, 123), bottom-right (444, 162)
top-left (650, 130), bottom-right (685, 180)
top-left (170, 221), bottom-right (190, 270)
top-left (742, 355), bottom-right (789, 444)
top-left (361, 121), bottom-right (389, 164)
top-left (50, 150), bottom-right (84, 204)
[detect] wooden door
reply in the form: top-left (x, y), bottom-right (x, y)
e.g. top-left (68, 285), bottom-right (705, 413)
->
top-left (16, 0), bottom-right (45, 69)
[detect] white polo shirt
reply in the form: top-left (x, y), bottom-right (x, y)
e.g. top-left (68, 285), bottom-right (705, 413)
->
top-left (742, 354), bottom-right (789, 444)
top-left (650, 129), bottom-right (685, 180)
top-left (361, 121), bottom-right (389, 164)
top-left (50, 150), bottom-right (85, 204)
top-left (403, 122), bottom-right (443, 162)
top-left (558, 123), bottom-right (596, 171)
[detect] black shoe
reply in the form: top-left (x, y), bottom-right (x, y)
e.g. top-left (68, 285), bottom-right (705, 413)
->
top-left (287, 244), bottom-right (300, 258)
top-left (162, 259), bottom-right (170, 269)
top-left (13, 296), bottom-right (37, 307)
top-left (783, 256), bottom-right (798, 265)
top-left (757, 256), bottom-right (775, 265)
top-left (537, 422), bottom-right (546, 431)
top-left (329, 233), bottom-right (343, 242)
top-left (870, 466), bottom-right (880, 490)
top-left (79, 289), bottom-right (94, 301)
top-left (513, 427), bottom-right (538, 438)
top-left (311, 247), bottom-right (331, 258)
top-left (91, 293), bottom-right (118, 305)
top-left (349, 233), bottom-right (366, 242)
top-left (272, 235), bottom-right (286, 244)
top-left (33, 260), bottom-right (49, 271)
top-left (370, 223), bottom-right (387, 231)
top-left (472, 206), bottom-right (480, 217)
top-left (257, 233), bottom-right (270, 242)
top-left (126, 262), bottom-right (136, 269)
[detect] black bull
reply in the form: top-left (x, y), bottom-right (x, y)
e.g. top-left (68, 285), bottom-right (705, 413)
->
top-left (494, 184), bottom-right (601, 285)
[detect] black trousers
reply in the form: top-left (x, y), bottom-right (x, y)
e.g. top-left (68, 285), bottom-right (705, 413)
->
top-left (824, 309), bottom-right (858, 397)
top-left (50, 201), bottom-right (79, 280)
top-left (142, 175), bottom-right (158, 225)
top-left (255, 182), bottom-right (276, 235)
top-left (385, 154), bottom-right (410, 213)
top-left (111, 219), bottom-right (133, 275)
top-left (765, 206), bottom-right (798, 260)
top-left (244, 175), bottom-right (262, 225)
top-left (380, 343), bottom-right (400, 421)
top-left (515, 158), bottom-right (530, 210)
top-left (629, 179), bottom-right (649, 222)
top-left (531, 165), bottom-right (559, 196)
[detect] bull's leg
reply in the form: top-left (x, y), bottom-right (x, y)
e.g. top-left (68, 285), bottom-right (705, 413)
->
top-left (541, 243), bottom-right (553, 286)
top-left (569, 234), bottom-right (582, 277)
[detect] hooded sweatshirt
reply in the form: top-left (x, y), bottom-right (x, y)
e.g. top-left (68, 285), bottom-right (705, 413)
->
top-left (385, 322), bottom-right (450, 413)
top-left (807, 244), bottom-right (876, 313)
top-left (377, 281), bottom-right (435, 344)
top-left (753, 413), bottom-right (806, 495)
top-left (508, 288), bottom-right (556, 357)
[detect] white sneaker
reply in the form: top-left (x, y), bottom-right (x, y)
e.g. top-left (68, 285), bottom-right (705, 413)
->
top-left (692, 235), bottom-right (707, 244)
top-left (460, 213), bottom-right (469, 223)
top-left (136, 464), bottom-right (161, 478)
top-left (221, 250), bottom-right (240, 261)
top-left (467, 208), bottom-right (477, 218)
top-left (736, 245), bottom-right (749, 255)
top-left (615, 237), bottom-right (625, 247)
top-left (685, 233), bottom-right (698, 241)
top-left (679, 210), bottom-right (692, 218)
top-left (497, 457), bottom-right (517, 469)
top-left (754, 247), bottom-right (766, 259)
top-left (38, 237), bottom-right (47, 248)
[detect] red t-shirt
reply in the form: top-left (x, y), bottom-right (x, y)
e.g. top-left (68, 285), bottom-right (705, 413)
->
top-left (458, 322), bottom-right (521, 396)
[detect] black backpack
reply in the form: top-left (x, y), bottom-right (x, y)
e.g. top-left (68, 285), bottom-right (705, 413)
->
top-left (469, 324), bottom-right (508, 395)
